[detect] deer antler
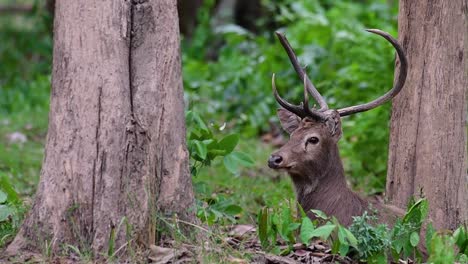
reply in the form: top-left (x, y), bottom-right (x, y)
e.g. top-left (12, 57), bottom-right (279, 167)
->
top-left (337, 29), bottom-right (408, 116)
top-left (272, 74), bottom-right (328, 120)
top-left (275, 32), bottom-right (329, 111)
top-left (273, 29), bottom-right (407, 119)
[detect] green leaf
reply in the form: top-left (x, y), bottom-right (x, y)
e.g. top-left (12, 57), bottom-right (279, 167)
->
top-left (410, 232), bottom-right (420, 247)
top-left (308, 224), bottom-right (336, 240)
top-left (0, 204), bottom-right (14, 222)
top-left (258, 208), bottom-right (269, 248)
top-left (403, 198), bottom-right (428, 226)
top-left (217, 134), bottom-right (239, 154)
top-left (343, 227), bottom-right (358, 247)
top-left (339, 243), bottom-right (349, 256)
top-left (453, 226), bottom-right (467, 254)
top-left (300, 217), bottom-right (315, 244)
top-left (337, 225), bottom-right (357, 248)
top-left (231, 151), bottom-right (255, 166)
top-left (0, 190), bottom-right (7, 204)
top-left (0, 175), bottom-right (19, 204)
top-left (224, 154), bottom-right (240, 174)
top-left (221, 204), bottom-right (242, 216)
top-left (186, 111), bottom-right (210, 134)
top-left (193, 140), bottom-right (207, 159)
top-left (223, 151), bottom-right (255, 174)
top-left (337, 225), bottom-right (347, 244)
top-left (425, 222), bottom-right (435, 250)
top-left (297, 203), bottom-right (307, 218)
top-left (310, 209), bottom-right (328, 220)
top-left (287, 222), bottom-right (301, 233)
top-left (279, 207), bottom-right (293, 242)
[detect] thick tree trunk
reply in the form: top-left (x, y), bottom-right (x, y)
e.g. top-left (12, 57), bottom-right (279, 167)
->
top-left (386, 0), bottom-right (467, 230)
top-left (6, 0), bottom-right (194, 258)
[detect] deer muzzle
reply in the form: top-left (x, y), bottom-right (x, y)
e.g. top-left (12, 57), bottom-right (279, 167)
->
top-left (268, 154), bottom-right (284, 169)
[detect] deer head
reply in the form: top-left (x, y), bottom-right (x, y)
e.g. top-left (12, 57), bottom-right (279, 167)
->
top-left (267, 29), bottom-right (408, 225)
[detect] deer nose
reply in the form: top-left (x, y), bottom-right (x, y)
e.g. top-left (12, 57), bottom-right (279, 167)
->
top-left (268, 155), bottom-right (283, 168)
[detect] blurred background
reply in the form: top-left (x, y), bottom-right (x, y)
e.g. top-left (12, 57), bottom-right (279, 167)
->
top-left (0, 0), bottom-right (399, 240)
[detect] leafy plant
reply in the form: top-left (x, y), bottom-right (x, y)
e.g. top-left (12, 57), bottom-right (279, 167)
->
top-left (256, 198), bottom-right (468, 262)
top-left (257, 200), bottom-right (302, 254)
top-left (257, 202), bottom-right (357, 255)
top-left (196, 195), bottom-right (243, 226)
top-left (186, 110), bottom-right (254, 176)
top-left (426, 224), bottom-right (468, 264)
top-left (349, 212), bottom-right (391, 261)
top-left (0, 175), bottom-right (24, 247)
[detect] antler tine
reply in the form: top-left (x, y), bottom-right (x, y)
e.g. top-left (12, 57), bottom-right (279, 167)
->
top-left (272, 74), bottom-right (307, 118)
top-left (303, 75), bottom-right (327, 120)
top-left (275, 31), bottom-right (329, 111)
top-left (337, 29), bottom-right (408, 117)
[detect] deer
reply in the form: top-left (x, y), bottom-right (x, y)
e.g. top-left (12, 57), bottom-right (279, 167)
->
top-left (267, 29), bottom-right (408, 227)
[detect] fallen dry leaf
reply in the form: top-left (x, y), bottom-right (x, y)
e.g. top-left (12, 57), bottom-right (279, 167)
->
top-left (148, 244), bottom-right (191, 264)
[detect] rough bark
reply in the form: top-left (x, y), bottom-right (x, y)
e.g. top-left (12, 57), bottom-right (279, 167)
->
top-left (386, 0), bottom-right (467, 230)
top-left (6, 0), bottom-right (195, 258)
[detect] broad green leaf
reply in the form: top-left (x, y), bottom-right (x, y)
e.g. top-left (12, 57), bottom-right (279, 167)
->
top-left (186, 111), bottom-right (210, 134)
top-left (337, 225), bottom-right (356, 248)
top-left (337, 225), bottom-right (347, 245)
top-left (403, 198), bottom-right (428, 226)
top-left (279, 207), bottom-right (293, 242)
top-left (308, 224), bottom-right (336, 240)
top-left (224, 154), bottom-right (240, 174)
top-left (221, 204), bottom-right (242, 215)
top-left (310, 209), bottom-right (328, 220)
top-left (287, 222), bottom-right (301, 233)
top-left (0, 174), bottom-right (19, 204)
top-left (410, 232), bottom-right (420, 247)
top-left (300, 217), bottom-right (315, 244)
top-left (230, 151), bottom-right (255, 166)
top-left (453, 226), bottom-right (467, 254)
top-left (339, 243), bottom-right (349, 256)
top-left (425, 222), bottom-right (435, 250)
top-left (193, 140), bottom-right (207, 159)
top-left (217, 134), bottom-right (239, 154)
top-left (0, 204), bottom-right (14, 222)
top-left (0, 190), bottom-right (7, 204)
top-left (343, 227), bottom-right (358, 247)
top-left (392, 238), bottom-right (404, 254)
top-left (223, 151), bottom-right (255, 174)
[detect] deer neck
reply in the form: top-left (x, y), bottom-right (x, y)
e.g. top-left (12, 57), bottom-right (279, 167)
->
top-left (289, 144), bottom-right (368, 225)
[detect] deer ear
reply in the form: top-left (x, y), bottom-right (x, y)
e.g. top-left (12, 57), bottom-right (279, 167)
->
top-left (277, 108), bottom-right (300, 134)
top-left (324, 111), bottom-right (342, 142)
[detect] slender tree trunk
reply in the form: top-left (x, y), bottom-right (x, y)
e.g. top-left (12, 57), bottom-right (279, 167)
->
top-left (6, 0), bottom-right (195, 258)
top-left (386, 0), bottom-right (467, 230)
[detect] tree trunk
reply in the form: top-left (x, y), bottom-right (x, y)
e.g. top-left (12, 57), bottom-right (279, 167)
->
top-left (386, 0), bottom-right (467, 230)
top-left (6, 0), bottom-right (195, 258)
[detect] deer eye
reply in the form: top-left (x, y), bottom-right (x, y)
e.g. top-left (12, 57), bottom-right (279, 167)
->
top-left (306, 136), bottom-right (319, 145)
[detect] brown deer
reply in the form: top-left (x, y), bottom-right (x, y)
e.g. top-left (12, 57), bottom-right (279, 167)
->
top-left (268, 29), bottom-right (408, 227)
